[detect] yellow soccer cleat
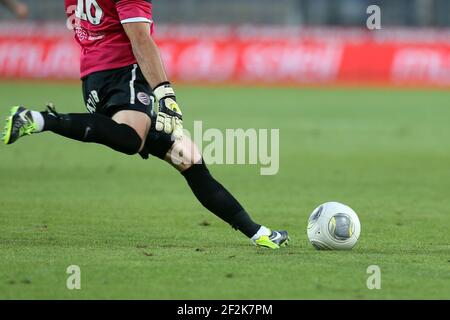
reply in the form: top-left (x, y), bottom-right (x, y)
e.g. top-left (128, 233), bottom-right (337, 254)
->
top-left (2, 106), bottom-right (38, 145)
top-left (253, 230), bottom-right (290, 249)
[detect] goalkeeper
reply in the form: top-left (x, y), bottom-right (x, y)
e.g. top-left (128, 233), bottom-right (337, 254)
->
top-left (2, 0), bottom-right (289, 249)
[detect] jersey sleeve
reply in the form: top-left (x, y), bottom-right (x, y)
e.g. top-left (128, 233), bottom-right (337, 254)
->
top-left (116, 0), bottom-right (153, 24)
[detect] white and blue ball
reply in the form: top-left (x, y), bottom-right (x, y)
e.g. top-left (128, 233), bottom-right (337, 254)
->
top-left (307, 202), bottom-right (361, 250)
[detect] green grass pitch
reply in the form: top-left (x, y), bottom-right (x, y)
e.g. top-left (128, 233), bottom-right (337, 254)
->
top-left (0, 81), bottom-right (449, 299)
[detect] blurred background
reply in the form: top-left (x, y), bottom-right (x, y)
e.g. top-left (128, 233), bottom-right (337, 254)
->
top-left (0, 0), bottom-right (449, 86)
top-left (1, 0), bottom-right (449, 26)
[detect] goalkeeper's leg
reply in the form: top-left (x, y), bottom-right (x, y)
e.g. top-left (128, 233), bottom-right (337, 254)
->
top-left (164, 135), bottom-right (290, 249)
top-left (2, 105), bottom-right (149, 155)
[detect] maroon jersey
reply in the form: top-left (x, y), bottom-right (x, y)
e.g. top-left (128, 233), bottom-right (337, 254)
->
top-left (65, 0), bottom-right (153, 78)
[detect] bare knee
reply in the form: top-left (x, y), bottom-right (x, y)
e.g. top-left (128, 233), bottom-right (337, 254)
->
top-left (165, 135), bottom-right (202, 172)
top-left (112, 110), bottom-right (151, 153)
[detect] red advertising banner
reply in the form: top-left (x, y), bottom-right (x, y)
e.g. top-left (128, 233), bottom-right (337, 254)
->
top-left (0, 24), bottom-right (449, 87)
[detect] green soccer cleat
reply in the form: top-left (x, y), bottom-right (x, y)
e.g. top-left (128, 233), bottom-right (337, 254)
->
top-left (2, 106), bottom-right (39, 145)
top-left (253, 230), bottom-right (290, 249)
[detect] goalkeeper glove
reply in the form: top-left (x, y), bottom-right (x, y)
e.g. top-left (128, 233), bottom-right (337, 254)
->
top-left (153, 82), bottom-right (183, 140)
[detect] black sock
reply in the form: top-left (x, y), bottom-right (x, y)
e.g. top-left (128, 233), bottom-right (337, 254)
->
top-left (182, 161), bottom-right (261, 238)
top-left (42, 112), bottom-right (141, 155)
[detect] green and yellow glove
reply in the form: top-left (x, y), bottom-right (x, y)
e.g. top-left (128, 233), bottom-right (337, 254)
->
top-left (153, 82), bottom-right (183, 140)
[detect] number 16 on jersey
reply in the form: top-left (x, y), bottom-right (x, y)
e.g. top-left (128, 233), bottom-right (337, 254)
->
top-left (75, 0), bottom-right (103, 25)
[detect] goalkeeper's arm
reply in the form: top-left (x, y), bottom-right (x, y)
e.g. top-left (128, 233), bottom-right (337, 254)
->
top-left (123, 22), bottom-right (183, 139)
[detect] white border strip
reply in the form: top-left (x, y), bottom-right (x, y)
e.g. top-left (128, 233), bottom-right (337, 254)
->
top-left (129, 64), bottom-right (138, 104)
top-left (121, 17), bottom-right (152, 24)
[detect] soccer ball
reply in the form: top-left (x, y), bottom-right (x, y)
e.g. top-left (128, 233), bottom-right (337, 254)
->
top-left (307, 202), bottom-right (361, 250)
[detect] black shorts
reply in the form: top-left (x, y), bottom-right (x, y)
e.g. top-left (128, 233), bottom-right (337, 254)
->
top-left (82, 64), bottom-right (175, 159)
